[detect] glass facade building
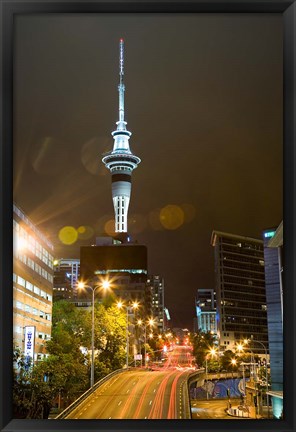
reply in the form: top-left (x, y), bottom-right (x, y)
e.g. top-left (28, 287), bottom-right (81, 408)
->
top-left (13, 204), bottom-right (54, 362)
top-left (263, 224), bottom-right (283, 419)
top-left (195, 288), bottom-right (217, 335)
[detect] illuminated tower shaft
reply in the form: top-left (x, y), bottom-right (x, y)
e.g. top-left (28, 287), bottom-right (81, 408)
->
top-left (102, 39), bottom-right (141, 233)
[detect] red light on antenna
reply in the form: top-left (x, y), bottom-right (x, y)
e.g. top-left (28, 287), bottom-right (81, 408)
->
top-left (120, 38), bottom-right (124, 42)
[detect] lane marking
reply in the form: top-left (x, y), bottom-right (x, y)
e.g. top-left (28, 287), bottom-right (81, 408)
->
top-left (149, 400), bottom-right (153, 405)
top-left (126, 389), bottom-right (130, 393)
top-left (153, 389), bottom-right (156, 393)
top-left (109, 417), bottom-right (112, 419)
top-left (145, 416), bottom-right (147, 419)
top-left (118, 401), bottom-right (122, 406)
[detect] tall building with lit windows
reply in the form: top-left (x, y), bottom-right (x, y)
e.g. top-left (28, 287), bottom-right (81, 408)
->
top-left (53, 258), bottom-right (80, 300)
top-left (146, 276), bottom-right (165, 333)
top-left (211, 231), bottom-right (268, 354)
top-left (102, 39), bottom-right (140, 236)
top-left (195, 288), bottom-right (217, 335)
top-left (13, 204), bottom-right (54, 362)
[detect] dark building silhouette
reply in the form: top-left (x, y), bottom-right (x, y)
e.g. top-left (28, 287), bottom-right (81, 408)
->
top-left (80, 239), bottom-right (149, 312)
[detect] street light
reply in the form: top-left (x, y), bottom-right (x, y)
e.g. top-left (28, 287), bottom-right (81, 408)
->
top-left (231, 358), bottom-right (237, 379)
top-left (249, 336), bottom-right (269, 418)
top-left (77, 278), bottom-right (111, 388)
top-left (205, 347), bottom-right (217, 400)
top-left (137, 317), bottom-right (155, 367)
top-left (117, 300), bottom-right (139, 368)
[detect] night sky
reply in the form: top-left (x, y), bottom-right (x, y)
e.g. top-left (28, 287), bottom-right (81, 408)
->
top-left (14, 13), bottom-right (283, 329)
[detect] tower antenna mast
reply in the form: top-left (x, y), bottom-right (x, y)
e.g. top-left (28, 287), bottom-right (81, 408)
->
top-left (102, 39), bottom-right (141, 235)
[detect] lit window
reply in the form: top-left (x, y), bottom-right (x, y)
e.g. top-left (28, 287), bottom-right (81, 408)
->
top-left (17, 276), bottom-right (26, 287)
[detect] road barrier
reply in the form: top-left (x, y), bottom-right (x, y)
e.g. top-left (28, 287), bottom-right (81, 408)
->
top-left (55, 367), bottom-right (130, 419)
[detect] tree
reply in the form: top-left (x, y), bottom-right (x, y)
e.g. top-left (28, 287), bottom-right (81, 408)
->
top-left (13, 299), bottom-right (128, 418)
top-left (220, 350), bottom-right (237, 372)
top-left (94, 303), bottom-right (127, 372)
top-left (189, 331), bottom-right (217, 368)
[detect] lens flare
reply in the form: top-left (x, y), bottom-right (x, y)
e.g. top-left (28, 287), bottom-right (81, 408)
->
top-left (77, 225), bottom-right (94, 240)
top-left (104, 219), bottom-right (116, 237)
top-left (160, 205), bottom-right (184, 230)
top-left (180, 203), bottom-right (196, 223)
top-left (58, 226), bottom-right (78, 245)
top-left (148, 208), bottom-right (164, 231)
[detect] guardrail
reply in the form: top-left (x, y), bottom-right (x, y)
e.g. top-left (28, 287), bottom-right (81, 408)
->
top-left (55, 367), bottom-right (130, 419)
top-left (182, 377), bottom-right (192, 419)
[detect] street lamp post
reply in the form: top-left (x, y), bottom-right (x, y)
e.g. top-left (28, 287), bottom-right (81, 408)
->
top-left (117, 301), bottom-right (139, 368)
top-left (231, 358), bottom-right (237, 380)
top-left (137, 318), bottom-right (155, 368)
top-left (77, 279), bottom-right (110, 388)
top-left (250, 336), bottom-right (269, 418)
top-left (205, 355), bottom-right (209, 400)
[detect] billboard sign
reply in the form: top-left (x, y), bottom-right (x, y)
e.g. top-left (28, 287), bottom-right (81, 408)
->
top-left (24, 326), bottom-right (35, 361)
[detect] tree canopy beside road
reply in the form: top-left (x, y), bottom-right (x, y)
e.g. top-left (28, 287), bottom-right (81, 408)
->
top-left (13, 299), bottom-right (127, 418)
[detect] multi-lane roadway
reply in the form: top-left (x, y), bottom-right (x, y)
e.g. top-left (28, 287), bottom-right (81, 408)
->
top-left (65, 345), bottom-right (194, 419)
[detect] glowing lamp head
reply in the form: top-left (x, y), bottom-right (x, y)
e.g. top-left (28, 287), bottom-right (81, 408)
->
top-left (102, 280), bottom-right (110, 290)
top-left (77, 281), bottom-right (85, 289)
top-left (132, 301), bottom-right (139, 309)
top-left (148, 318), bottom-right (155, 327)
top-left (237, 343), bottom-right (244, 352)
top-left (117, 301), bottom-right (123, 309)
top-left (209, 348), bottom-right (217, 356)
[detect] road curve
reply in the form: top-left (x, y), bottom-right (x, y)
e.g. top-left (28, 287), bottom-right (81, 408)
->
top-left (65, 346), bottom-right (194, 419)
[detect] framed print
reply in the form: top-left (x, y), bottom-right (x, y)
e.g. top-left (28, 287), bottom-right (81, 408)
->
top-left (0, 1), bottom-right (295, 432)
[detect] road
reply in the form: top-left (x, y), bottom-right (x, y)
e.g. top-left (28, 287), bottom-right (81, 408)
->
top-left (191, 399), bottom-right (242, 419)
top-left (65, 345), bottom-right (194, 419)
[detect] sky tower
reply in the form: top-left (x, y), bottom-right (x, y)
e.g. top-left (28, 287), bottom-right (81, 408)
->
top-left (102, 39), bottom-right (141, 234)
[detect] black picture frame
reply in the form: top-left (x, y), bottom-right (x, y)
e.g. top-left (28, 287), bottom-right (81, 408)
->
top-left (0, 1), bottom-right (295, 431)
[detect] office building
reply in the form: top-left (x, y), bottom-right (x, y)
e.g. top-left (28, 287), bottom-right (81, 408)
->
top-left (147, 276), bottom-right (165, 333)
top-left (53, 258), bottom-right (80, 300)
top-left (13, 204), bottom-right (54, 362)
top-left (211, 231), bottom-right (268, 353)
top-left (195, 288), bottom-right (217, 335)
top-left (263, 224), bottom-right (283, 419)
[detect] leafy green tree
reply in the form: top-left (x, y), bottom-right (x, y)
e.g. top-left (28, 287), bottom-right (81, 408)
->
top-left (189, 331), bottom-right (217, 368)
top-left (94, 303), bottom-right (127, 372)
top-left (13, 299), bottom-right (128, 418)
top-left (220, 350), bottom-right (237, 371)
top-left (13, 346), bottom-right (33, 418)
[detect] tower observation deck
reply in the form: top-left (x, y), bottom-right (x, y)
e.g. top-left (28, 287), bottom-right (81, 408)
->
top-left (102, 39), bottom-right (141, 233)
